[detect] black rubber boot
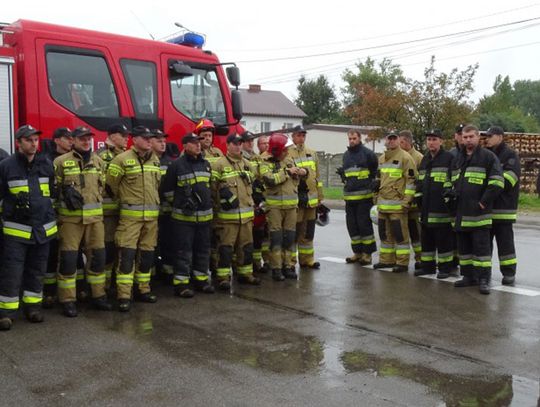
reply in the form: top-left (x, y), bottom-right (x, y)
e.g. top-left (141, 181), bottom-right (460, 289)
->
top-left (135, 292), bottom-right (157, 303)
top-left (282, 267), bottom-right (298, 279)
top-left (373, 263), bottom-right (395, 269)
top-left (272, 269), bottom-right (285, 281)
top-left (92, 296), bottom-right (113, 311)
top-left (502, 275), bottom-right (515, 286)
top-left (479, 279), bottom-right (490, 295)
top-left (237, 275), bottom-right (261, 285)
top-left (0, 318), bottom-right (13, 331)
top-left (454, 276), bottom-right (479, 287)
top-left (392, 265), bottom-right (408, 273)
top-left (118, 299), bottom-right (131, 312)
top-left (62, 302), bottom-right (78, 318)
top-left (414, 269), bottom-right (435, 277)
top-left (194, 281), bottom-right (215, 294)
top-left (174, 285), bottom-right (195, 298)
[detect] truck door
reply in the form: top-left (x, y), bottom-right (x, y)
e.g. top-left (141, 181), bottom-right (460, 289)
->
top-left (0, 55), bottom-right (15, 153)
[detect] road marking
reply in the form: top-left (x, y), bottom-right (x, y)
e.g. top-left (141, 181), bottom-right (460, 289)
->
top-left (491, 285), bottom-right (540, 296)
top-left (320, 257), bottom-right (540, 296)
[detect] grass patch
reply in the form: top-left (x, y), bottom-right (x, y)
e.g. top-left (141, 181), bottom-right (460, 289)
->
top-left (518, 193), bottom-right (540, 212)
top-left (323, 187), bottom-right (343, 200)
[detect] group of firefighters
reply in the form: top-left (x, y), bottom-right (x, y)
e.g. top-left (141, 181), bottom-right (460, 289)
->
top-left (0, 121), bottom-right (326, 331)
top-left (341, 124), bottom-right (519, 297)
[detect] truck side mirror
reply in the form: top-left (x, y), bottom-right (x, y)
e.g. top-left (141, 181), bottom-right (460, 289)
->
top-left (226, 66), bottom-right (240, 87)
top-left (169, 61), bottom-right (194, 79)
top-left (231, 89), bottom-right (243, 121)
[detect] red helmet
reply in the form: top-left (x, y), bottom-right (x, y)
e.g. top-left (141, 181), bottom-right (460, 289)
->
top-left (268, 133), bottom-right (288, 158)
top-left (195, 119), bottom-right (215, 135)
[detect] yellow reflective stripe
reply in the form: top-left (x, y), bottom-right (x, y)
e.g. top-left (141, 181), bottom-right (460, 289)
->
top-left (116, 273), bottom-right (134, 284)
top-left (464, 171), bottom-right (486, 179)
top-left (461, 219), bottom-right (492, 227)
top-left (500, 258), bottom-right (517, 266)
top-left (216, 268), bottom-right (230, 277)
top-left (488, 179), bottom-right (504, 188)
top-left (87, 274), bottom-right (106, 284)
top-left (9, 186), bottom-right (30, 194)
top-left (380, 168), bottom-right (403, 176)
top-left (58, 207), bottom-right (104, 217)
top-left (345, 170), bottom-right (370, 178)
top-left (108, 163), bottom-right (124, 176)
top-left (0, 301), bottom-right (19, 310)
top-left (57, 279), bottom-right (76, 289)
top-left (3, 221), bottom-right (32, 239)
top-left (217, 210), bottom-right (254, 220)
top-left (120, 209), bottom-right (159, 218)
top-left (134, 272), bottom-right (151, 283)
top-left (171, 212), bottom-right (213, 222)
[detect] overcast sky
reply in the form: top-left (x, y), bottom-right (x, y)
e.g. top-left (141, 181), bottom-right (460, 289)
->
top-left (4, 0), bottom-right (540, 104)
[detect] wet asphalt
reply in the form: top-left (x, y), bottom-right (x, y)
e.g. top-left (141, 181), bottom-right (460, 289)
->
top-left (0, 210), bottom-right (539, 406)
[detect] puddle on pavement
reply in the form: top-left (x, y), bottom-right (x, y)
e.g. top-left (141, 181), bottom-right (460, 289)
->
top-left (341, 350), bottom-right (540, 407)
top-left (108, 312), bottom-right (324, 375)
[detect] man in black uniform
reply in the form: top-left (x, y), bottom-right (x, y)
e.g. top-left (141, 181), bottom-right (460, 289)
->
top-left (0, 125), bottom-right (57, 330)
top-left (337, 129), bottom-right (378, 264)
top-left (161, 133), bottom-right (214, 298)
top-left (484, 126), bottom-right (520, 285)
top-left (414, 129), bottom-right (455, 279)
top-left (450, 125), bottom-right (503, 295)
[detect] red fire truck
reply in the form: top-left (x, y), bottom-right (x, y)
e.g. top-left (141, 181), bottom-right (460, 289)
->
top-left (0, 19), bottom-right (243, 153)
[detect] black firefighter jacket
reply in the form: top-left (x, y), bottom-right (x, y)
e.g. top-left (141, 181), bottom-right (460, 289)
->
top-left (490, 142), bottom-right (520, 223)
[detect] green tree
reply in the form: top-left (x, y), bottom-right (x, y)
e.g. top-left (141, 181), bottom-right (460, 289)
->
top-left (294, 75), bottom-right (342, 125)
top-left (513, 79), bottom-right (540, 125)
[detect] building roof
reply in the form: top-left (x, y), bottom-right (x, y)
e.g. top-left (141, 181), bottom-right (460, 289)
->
top-left (239, 85), bottom-right (306, 118)
top-left (305, 124), bottom-right (380, 133)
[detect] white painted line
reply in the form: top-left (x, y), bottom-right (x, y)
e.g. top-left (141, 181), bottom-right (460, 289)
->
top-left (362, 265), bottom-right (394, 272)
top-left (320, 256), bottom-right (346, 264)
top-left (491, 285), bottom-right (540, 297)
top-left (418, 274), bottom-right (461, 284)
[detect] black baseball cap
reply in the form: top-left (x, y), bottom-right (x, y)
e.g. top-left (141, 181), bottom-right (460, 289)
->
top-left (485, 126), bottom-right (504, 136)
top-left (53, 127), bottom-right (72, 139)
top-left (131, 126), bottom-right (153, 138)
top-left (240, 131), bottom-right (255, 142)
top-left (292, 125), bottom-right (307, 134)
top-left (227, 134), bottom-right (243, 144)
top-left (182, 133), bottom-right (201, 145)
top-left (107, 123), bottom-right (129, 136)
top-left (72, 126), bottom-right (94, 138)
top-left (386, 131), bottom-right (398, 139)
top-left (425, 128), bottom-right (443, 138)
top-left (15, 124), bottom-right (42, 140)
top-left (151, 129), bottom-right (168, 138)
top-left (455, 123), bottom-right (465, 134)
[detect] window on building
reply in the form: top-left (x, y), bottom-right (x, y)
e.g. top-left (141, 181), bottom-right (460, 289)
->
top-left (120, 59), bottom-right (157, 119)
top-left (46, 50), bottom-right (119, 119)
top-left (283, 122), bottom-right (293, 129)
top-left (261, 122), bottom-right (271, 132)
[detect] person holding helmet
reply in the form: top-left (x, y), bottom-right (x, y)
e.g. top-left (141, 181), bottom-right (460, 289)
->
top-left (151, 129), bottom-right (178, 283)
top-left (161, 133), bottom-right (215, 298)
top-left (337, 129), bottom-right (378, 265)
top-left (287, 125), bottom-right (323, 270)
top-left (0, 125), bottom-right (57, 331)
top-left (259, 133), bottom-right (307, 281)
top-left (54, 126), bottom-right (112, 317)
top-left (212, 134), bottom-right (261, 289)
top-left (484, 126), bottom-right (520, 285)
top-left (373, 131), bottom-right (417, 273)
top-left (106, 126), bottom-right (161, 311)
top-left (414, 129), bottom-right (455, 279)
top-left (95, 123), bottom-right (129, 291)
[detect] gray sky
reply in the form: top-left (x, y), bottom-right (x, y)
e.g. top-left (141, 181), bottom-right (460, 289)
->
top-left (4, 0), bottom-right (540, 104)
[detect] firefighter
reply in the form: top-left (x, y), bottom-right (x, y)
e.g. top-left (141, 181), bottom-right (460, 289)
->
top-left (95, 123), bottom-right (128, 290)
top-left (151, 129), bottom-right (177, 283)
top-left (161, 133), bottom-right (215, 298)
top-left (256, 135), bottom-right (271, 271)
top-left (373, 131), bottom-right (417, 273)
top-left (42, 127), bottom-right (74, 308)
top-left (484, 126), bottom-right (520, 285)
top-left (54, 126), bottom-right (111, 317)
top-left (449, 123), bottom-right (465, 159)
top-left (106, 126), bottom-right (161, 311)
top-left (449, 124), bottom-right (503, 294)
top-left (241, 131), bottom-right (267, 273)
top-left (288, 125), bottom-right (323, 269)
top-left (413, 129), bottom-right (455, 279)
top-left (196, 119), bottom-right (223, 272)
top-left (0, 125), bottom-right (57, 331)
top-left (212, 134), bottom-right (261, 289)
top-left (399, 130), bottom-right (423, 269)
top-left (337, 129), bottom-right (378, 265)
top-left (259, 133), bottom-right (306, 281)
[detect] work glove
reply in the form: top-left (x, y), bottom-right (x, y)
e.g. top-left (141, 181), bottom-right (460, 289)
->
top-left (14, 191), bottom-right (32, 220)
top-left (336, 167), bottom-right (346, 184)
top-left (219, 187), bottom-right (239, 210)
top-left (442, 189), bottom-right (457, 212)
top-left (62, 185), bottom-right (84, 211)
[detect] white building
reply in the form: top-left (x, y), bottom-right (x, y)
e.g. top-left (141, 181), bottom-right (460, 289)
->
top-left (304, 124), bottom-right (384, 154)
top-left (239, 84), bottom-right (306, 134)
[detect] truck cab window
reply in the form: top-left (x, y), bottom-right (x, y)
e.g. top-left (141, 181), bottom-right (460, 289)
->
top-left (169, 63), bottom-right (226, 125)
top-left (46, 51), bottom-right (119, 118)
top-left (121, 59), bottom-right (157, 119)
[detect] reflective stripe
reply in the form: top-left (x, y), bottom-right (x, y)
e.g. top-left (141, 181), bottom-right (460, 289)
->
top-left (87, 274), bottom-right (106, 285)
top-left (378, 199), bottom-right (402, 211)
top-left (3, 221), bottom-right (32, 239)
top-left (134, 272), bottom-right (151, 284)
top-left (344, 190), bottom-right (373, 201)
top-left (108, 163), bottom-right (125, 176)
top-left (492, 209), bottom-right (517, 221)
top-left (503, 170), bottom-right (518, 187)
top-left (44, 221), bottom-right (58, 237)
top-left (171, 208), bottom-right (213, 223)
top-left (173, 276), bottom-right (190, 285)
top-left (0, 295), bottom-right (20, 310)
top-left (216, 267), bottom-right (230, 277)
top-left (472, 255), bottom-right (491, 268)
top-left (345, 167), bottom-right (370, 179)
top-left (499, 253), bottom-right (517, 266)
top-left (380, 167), bottom-right (403, 178)
top-left (22, 290), bottom-right (43, 304)
top-left (102, 197), bottom-right (119, 210)
top-left (120, 204), bottom-right (160, 218)
top-left (217, 208), bottom-right (254, 220)
top-left (298, 244), bottom-right (314, 254)
top-left (404, 184), bottom-right (416, 196)
top-left (59, 202), bottom-right (103, 217)
top-left (57, 278), bottom-right (76, 289)
top-left (8, 179), bottom-right (30, 194)
top-left (421, 251), bottom-right (436, 262)
top-left (266, 195), bottom-right (299, 206)
top-left (116, 273), bottom-right (134, 285)
top-left (460, 215), bottom-right (492, 227)
top-left (396, 245), bottom-right (410, 255)
top-left (427, 212), bottom-right (453, 224)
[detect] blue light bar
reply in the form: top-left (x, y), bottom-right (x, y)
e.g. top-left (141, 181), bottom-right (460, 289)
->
top-left (167, 32), bottom-right (205, 48)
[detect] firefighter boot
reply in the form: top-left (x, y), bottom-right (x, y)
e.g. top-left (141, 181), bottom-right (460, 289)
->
top-left (118, 299), bottom-right (131, 312)
top-left (283, 266), bottom-right (298, 280)
top-left (359, 253), bottom-right (372, 266)
top-left (174, 284), bottom-right (195, 298)
top-left (62, 302), bottom-right (78, 318)
top-left (301, 262), bottom-right (320, 270)
top-left (346, 253), bottom-right (361, 264)
top-left (373, 262), bottom-right (396, 269)
top-left (237, 274), bottom-right (261, 285)
top-left (92, 296), bottom-right (113, 311)
top-left (454, 276), bottom-right (479, 287)
top-left (272, 269), bottom-right (285, 281)
top-left (479, 279), bottom-right (490, 295)
top-left (217, 279), bottom-right (231, 292)
top-left (135, 292), bottom-right (158, 303)
top-left (42, 295), bottom-right (56, 309)
top-left (392, 265), bottom-right (408, 273)
top-left (502, 275), bottom-right (515, 286)
top-left (0, 318), bottom-right (12, 331)
top-left (194, 280), bottom-right (215, 294)
top-left (24, 305), bottom-right (44, 323)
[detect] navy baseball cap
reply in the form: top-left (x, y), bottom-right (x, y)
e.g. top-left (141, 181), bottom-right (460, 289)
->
top-left (107, 123), bottom-right (129, 136)
top-left (53, 127), bottom-right (72, 139)
top-left (72, 126), bottom-right (94, 138)
top-left (182, 133), bottom-right (201, 145)
top-left (15, 125), bottom-right (42, 140)
top-left (227, 134), bottom-right (244, 144)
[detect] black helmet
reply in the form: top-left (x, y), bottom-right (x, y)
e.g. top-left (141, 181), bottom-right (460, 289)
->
top-left (316, 204), bottom-right (330, 227)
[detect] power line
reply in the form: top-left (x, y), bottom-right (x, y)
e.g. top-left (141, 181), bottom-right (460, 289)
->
top-left (222, 3), bottom-right (540, 53)
top-left (236, 16), bottom-right (540, 63)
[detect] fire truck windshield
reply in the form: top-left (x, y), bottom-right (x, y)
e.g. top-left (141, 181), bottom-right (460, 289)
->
top-left (169, 63), bottom-right (227, 126)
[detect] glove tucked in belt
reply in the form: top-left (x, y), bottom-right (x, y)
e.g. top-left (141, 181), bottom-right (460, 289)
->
top-left (63, 185), bottom-right (84, 211)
